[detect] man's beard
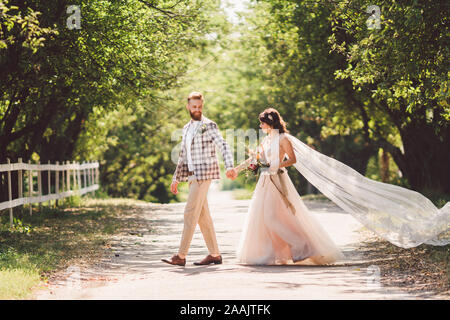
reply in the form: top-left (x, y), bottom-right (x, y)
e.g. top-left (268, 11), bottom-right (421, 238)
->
top-left (190, 111), bottom-right (202, 120)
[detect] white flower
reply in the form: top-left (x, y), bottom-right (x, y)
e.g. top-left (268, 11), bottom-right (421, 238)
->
top-left (268, 114), bottom-right (273, 120)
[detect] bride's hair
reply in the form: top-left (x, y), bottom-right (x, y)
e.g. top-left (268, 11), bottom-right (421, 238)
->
top-left (259, 107), bottom-right (289, 134)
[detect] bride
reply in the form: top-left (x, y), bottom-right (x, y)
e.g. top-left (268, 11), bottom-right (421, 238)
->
top-left (233, 108), bottom-right (449, 266)
top-left (233, 108), bottom-right (345, 265)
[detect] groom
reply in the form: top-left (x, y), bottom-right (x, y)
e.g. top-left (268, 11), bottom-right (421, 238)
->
top-left (162, 91), bottom-right (237, 266)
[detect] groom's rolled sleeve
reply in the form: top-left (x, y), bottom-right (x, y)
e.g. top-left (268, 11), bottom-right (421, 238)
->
top-left (172, 147), bottom-right (185, 182)
top-left (172, 163), bottom-right (181, 183)
top-left (172, 166), bottom-right (180, 182)
top-left (208, 122), bottom-right (234, 170)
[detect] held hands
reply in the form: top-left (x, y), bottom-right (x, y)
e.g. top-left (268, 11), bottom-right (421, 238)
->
top-left (226, 168), bottom-right (238, 180)
top-left (170, 181), bottom-right (179, 195)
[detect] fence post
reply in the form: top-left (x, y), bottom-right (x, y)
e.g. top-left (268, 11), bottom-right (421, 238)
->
top-left (91, 162), bottom-right (95, 196)
top-left (77, 161), bottom-right (81, 195)
top-left (62, 161), bottom-right (65, 195)
top-left (85, 161), bottom-right (88, 188)
top-left (77, 161), bottom-right (80, 193)
top-left (28, 160), bottom-right (32, 216)
top-left (7, 158), bottom-right (13, 228)
top-left (72, 160), bottom-right (76, 193)
top-left (38, 160), bottom-right (42, 212)
top-left (88, 161), bottom-right (91, 190)
top-left (48, 160), bottom-right (51, 207)
top-left (86, 161), bottom-right (89, 188)
top-left (82, 161), bottom-right (86, 190)
top-left (66, 160), bottom-right (70, 194)
top-left (97, 164), bottom-right (99, 185)
top-left (73, 160), bottom-right (80, 208)
top-left (18, 158), bottom-right (23, 215)
top-left (90, 161), bottom-right (93, 196)
top-left (87, 161), bottom-right (91, 196)
top-left (55, 161), bottom-right (60, 208)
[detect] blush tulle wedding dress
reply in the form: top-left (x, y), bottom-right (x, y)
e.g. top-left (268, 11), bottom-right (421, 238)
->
top-left (236, 132), bottom-right (346, 265)
top-left (236, 130), bottom-right (450, 265)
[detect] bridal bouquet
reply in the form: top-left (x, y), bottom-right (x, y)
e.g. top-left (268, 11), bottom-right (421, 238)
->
top-left (243, 148), bottom-right (270, 178)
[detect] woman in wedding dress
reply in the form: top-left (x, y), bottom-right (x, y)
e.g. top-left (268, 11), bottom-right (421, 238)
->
top-left (234, 108), bottom-right (346, 265)
top-left (234, 108), bottom-right (449, 266)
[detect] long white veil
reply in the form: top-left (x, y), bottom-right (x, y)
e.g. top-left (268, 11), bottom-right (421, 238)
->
top-left (281, 132), bottom-right (450, 248)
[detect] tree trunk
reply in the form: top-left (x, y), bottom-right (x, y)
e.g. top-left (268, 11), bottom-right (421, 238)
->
top-left (380, 149), bottom-right (390, 182)
top-left (375, 120), bottom-right (450, 195)
top-left (400, 122), bottom-right (450, 195)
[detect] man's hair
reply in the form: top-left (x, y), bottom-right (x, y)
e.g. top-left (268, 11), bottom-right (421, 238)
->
top-left (187, 91), bottom-right (204, 102)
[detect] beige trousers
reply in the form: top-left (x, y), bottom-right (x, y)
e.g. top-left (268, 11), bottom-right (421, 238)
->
top-left (178, 178), bottom-right (220, 257)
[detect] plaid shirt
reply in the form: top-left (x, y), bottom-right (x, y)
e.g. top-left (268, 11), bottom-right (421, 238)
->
top-left (172, 115), bottom-right (234, 182)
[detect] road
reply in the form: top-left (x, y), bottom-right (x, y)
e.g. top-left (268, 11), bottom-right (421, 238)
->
top-left (34, 181), bottom-right (418, 300)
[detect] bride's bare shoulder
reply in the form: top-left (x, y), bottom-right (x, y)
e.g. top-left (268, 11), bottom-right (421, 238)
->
top-left (280, 134), bottom-right (293, 150)
top-left (280, 133), bottom-right (290, 143)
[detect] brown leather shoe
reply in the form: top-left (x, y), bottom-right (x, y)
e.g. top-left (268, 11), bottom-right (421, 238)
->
top-left (193, 254), bottom-right (222, 265)
top-left (161, 254), bottom-right (186, 266)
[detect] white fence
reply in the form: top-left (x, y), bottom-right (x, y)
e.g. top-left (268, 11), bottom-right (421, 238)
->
top-left (0, 158), bottom-right (99, 227)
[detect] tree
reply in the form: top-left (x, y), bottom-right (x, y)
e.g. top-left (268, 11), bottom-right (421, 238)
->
top-left (0, 0), bottom-right (226, 202)
top-left (328, 0), bottom-right (450, 194)
top-left (240, 0), bottom-right (449, 195)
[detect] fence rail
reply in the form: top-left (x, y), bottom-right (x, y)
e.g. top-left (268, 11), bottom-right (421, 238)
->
top-left (1, 158), bottom-right (99, 227)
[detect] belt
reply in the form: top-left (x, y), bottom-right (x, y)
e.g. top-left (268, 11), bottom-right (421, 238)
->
top-left (260, 167), bottom-right (286, 175)
top-left (188, 171), bottom-right (195, 176)
top-left (262, 169), bottom-right (296, 215)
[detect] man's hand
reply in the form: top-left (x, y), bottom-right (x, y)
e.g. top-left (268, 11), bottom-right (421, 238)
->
top-left (226, 168), bottom-right (237, 180)
top-left (170, 181), bottom-right (179, 195)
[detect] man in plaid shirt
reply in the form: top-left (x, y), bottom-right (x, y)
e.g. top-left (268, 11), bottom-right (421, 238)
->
top-left (162, 92), bottom-right (237, 267)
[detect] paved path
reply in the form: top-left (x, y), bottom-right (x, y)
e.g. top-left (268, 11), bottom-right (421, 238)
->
top-left (35, 181), bottom-right (419, 300)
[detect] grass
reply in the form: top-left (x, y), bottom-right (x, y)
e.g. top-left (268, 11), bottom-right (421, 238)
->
top-left (0, 194), bottom-right (150, 300)
top-left (0, 269), bottom-right (41, 299)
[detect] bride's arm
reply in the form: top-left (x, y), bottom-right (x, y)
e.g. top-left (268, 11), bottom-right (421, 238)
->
top-left (234, 142), bottom-right (264, 173)
top-left (278, 136), bottom-right (297, 168)
top-left (234, 157), bottom-right (253, 173)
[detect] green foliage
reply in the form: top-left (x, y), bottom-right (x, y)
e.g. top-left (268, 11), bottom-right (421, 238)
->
top-left (98, 104), bottom-right (178, 202)
top-left (330, 1), bottom-right (449, 119)
top-left (2, 0), bottom-right (448, 204)
top-left (9, 217), bottom-right (33, 234)
top-left (0, 0), bottom-right (217, 162)
top-left (1, 0), bottom-right (228, 203)
top-left (63, 194), bottom-right (82, 207)
top-left (326, 0), bottom-right (450, 193)
top-left (0, 0), bottom-right (56, 51)
top-left (231, 0), bottom-right (450, 194)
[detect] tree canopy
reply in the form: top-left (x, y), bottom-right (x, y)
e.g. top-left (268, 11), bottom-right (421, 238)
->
top-left (1, 0), bottom-right (448, 203)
